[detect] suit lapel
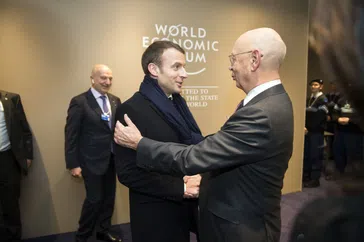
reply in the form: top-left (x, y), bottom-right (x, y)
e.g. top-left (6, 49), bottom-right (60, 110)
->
top-left (226, 85), bottom-right (285, 125)
top-left (0, 91), bottom-right (12, 137)
top-left (86, 89), bottom-right (110, 129)
top-left (235, 99), bottom-right (245, 112)
top-left (108, 93), bottom-right (118, 129)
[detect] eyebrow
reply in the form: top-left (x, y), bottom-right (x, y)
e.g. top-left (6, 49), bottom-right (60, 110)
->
top-left (171, 62), bottom-right (185, 67)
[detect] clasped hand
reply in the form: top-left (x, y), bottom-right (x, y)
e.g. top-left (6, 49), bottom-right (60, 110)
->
top-left (183, 174), bottom-right (201, 198)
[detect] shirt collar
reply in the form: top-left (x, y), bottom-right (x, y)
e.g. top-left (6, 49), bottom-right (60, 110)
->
top-left (311, 91), bottom-right (323, 99)
top-left (243, 79), bottom-right (281, 106)
top-left (91, 87), bottom-right (107, 99)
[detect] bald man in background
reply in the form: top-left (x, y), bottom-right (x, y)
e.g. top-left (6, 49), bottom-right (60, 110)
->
top-left (114, 28), bottom-right (294, 242)
top-left (65, 64), bottom-right (122, 242)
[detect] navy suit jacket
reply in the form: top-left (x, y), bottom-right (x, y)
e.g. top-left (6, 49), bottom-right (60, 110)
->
top-left (65, 89), bottom-right (121, 175)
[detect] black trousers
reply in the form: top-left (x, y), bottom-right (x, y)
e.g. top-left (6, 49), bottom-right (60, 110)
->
top-left (303, 132), bottom-right (325, 180)
top-left (334, 131), bottom-right (364, 173)
top-left (76, 156), bottom-right (116, 240)
top-left (0, 150), bottom-right (21, 242)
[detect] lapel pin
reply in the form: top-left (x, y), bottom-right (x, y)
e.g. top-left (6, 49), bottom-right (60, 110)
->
top-left (5, 97), bottom-right (8, 100)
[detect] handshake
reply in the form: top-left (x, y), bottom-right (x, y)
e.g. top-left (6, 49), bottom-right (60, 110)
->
top-left (183, 174), bottom-right (201, 199)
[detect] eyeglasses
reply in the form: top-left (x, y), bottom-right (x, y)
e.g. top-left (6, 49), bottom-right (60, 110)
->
top-left (228, 50), bottom-right (264, 65)
top-left (228, 51), bottom-right (252, 65)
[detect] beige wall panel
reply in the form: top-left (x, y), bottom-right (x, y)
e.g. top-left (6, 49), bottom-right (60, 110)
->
top-left (0, 0), bottom-right (308, 238)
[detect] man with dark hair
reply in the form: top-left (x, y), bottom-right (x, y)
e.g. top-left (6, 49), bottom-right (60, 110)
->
top-left (65, 64), bottom-right (122, 242)
top-left (0, 90), bottom-right (33, 242)
top-left (303, 79), bottom-right (329, 187)
top-left (114, 41), bottom-right (201, 242)
top-left (141, 41), bottom-right (186, 75)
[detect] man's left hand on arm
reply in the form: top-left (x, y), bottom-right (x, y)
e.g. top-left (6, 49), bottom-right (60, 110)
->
top-left (114, 114), bottom-right (143, 150)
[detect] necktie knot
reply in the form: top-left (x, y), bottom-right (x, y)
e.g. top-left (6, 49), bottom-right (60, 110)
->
top-left (235, 99), bottom-right (245, 111)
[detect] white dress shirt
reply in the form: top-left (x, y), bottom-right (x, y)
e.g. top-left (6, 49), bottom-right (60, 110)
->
top-left (0, 100), bottom-right (11, 151)
top-left (243, 79), bottom-right (282, 106)
top-left (91, 87), bottom-right (111, 115)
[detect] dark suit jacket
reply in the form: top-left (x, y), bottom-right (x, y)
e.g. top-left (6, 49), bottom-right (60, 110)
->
top-left (114, 92), bottom-right (196, 242)
top-left (0, 90), bottom-right (33, 172)
top-left (136, 84), bottom-right (294, 242)
top-left (65, 89), bottom-right (121, 175)
top-left (306, 93), bottom-right (328, 133)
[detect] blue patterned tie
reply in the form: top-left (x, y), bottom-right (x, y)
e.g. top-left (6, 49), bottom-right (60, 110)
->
top-left (100, 95), bottom-right (109, 114)
top-left (100, 95), bottom-right (111, 129)
top-left (100, 95), bottom-right (113, 152)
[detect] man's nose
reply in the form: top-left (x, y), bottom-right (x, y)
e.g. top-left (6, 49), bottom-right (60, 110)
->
top-left (180, 67), bottom-right (188, 78)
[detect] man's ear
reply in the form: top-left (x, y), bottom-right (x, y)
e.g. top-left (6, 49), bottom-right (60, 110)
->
top-left (251, 50), bottom-right (261, 72)
top-left (148, 63), bottom-right (159, 76)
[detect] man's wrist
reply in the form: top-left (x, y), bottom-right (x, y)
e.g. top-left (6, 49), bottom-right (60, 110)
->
top-left (135, 136), bottom-right (143, 149)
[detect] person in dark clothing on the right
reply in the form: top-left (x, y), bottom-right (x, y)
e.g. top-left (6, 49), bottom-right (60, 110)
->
top-left (325, 82), bottom-right (341, 160)
top-left (326, 82), bottom-right (341, 114)
top-left (332, 96), bottom-right (364, 175)
top-left (290, 0), bottom-right (364, 241)
top-left (303, 79), bottom-right (329, 188)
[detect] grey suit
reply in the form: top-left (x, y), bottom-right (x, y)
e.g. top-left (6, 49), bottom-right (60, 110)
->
top-left (136, 84), bottom-right (294, 242)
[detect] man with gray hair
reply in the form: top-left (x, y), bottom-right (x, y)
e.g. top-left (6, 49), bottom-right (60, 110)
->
top-left (114, 28), bottom-right (294, 242)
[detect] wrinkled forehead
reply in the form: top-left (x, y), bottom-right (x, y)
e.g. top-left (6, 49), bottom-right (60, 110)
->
top-left (95, 67), bottom-right (112, 77)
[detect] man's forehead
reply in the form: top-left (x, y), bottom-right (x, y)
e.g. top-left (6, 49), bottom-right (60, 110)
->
top-left (97, 68), bottom-right (112, 75)
top-left (161, 49), bottom-right (185, 63)
top-left (162, 48), bottom-right (184, 57)
top-left (232, 36), bottom-right (248, 52)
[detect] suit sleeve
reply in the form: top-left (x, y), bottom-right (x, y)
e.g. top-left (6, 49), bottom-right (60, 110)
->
top-left (13, 94), bottom-right (33, 159)
top-left (136, 106), bottom-right (272, 176)
top-left (114, 103), bottom-right (185, 201)
top-left (65, 97), bottom-right (83, 169)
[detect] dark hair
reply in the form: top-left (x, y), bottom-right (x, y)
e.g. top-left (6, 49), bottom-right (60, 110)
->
top-left (141, 41), bottom-right (185, 75)
top-left (310, 79), bottom-right (324, 85)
